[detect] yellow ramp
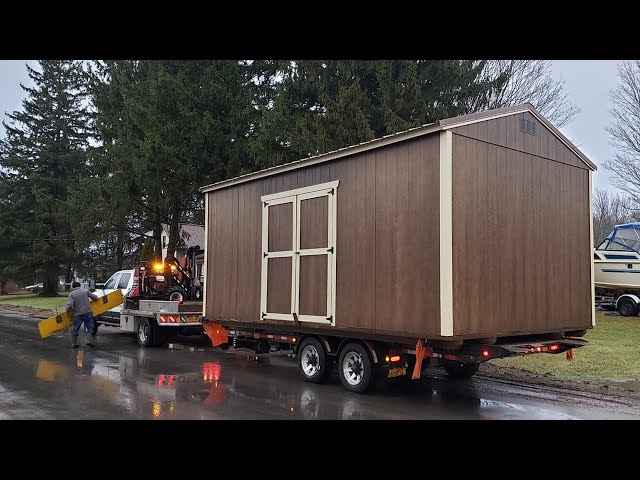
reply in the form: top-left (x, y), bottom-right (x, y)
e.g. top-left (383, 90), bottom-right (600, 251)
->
top-left (38, 290), bottom-right (124, 339)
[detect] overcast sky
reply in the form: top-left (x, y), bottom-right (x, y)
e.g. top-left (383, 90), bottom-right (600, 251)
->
top-left (0, 60), bottom-right (624, 193)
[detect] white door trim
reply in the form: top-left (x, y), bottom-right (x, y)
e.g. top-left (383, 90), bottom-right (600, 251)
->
top-left (261, 180), bottom-right (339, 203)
top-left (260, 195), bottom-right (297, 322)
top-left (260, 181), bottom-right (339, 325)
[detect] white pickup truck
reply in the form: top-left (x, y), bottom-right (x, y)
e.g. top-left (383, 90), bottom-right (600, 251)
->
top-left (92, 269), bottom-right (135, 331)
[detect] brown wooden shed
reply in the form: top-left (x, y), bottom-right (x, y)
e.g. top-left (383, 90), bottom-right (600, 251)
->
top-left (200, 103), bottom-right (596, 343)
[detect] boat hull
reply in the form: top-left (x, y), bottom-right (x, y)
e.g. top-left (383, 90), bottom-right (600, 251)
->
top-left (594, 254), bottom-right (640, 291)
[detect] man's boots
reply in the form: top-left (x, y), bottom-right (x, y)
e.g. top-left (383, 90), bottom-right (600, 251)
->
top-left (86, 335), bottom-right (96, 347)
top-left (71, 335), bottom-right (79, 348)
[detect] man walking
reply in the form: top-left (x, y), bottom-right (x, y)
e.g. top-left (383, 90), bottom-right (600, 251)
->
top-left (66, 281), bottom-right (98, 348)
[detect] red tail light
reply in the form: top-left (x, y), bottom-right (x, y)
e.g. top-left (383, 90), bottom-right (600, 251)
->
top-left (550, 344), bottom-right (559, 351)
top-left (482, 349), bottom-right (490, 357)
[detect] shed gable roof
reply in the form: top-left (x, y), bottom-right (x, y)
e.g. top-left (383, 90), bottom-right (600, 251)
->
top-left (200, 103), bottom-right (595, 194)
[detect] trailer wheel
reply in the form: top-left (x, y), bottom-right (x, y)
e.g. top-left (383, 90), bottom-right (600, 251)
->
top-left (137, 317), bottom-right (157, 347)
top-left (338, 343), bottom-right (373, 394)
top-left (618, 297), bottom-right (639, 317)
top-left (297, 337), bottom-right (332, 384)
top-left (163, 287), bottom-right (187, 303)
top-left (444, 362), bottom-right (480, 379)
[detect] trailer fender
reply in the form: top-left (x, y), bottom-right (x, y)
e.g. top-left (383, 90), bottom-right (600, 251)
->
top-left (616, 293), bottom-right (640, 307)
top-left (336, 338), bottom-right (379, 364)
top-left (298, 334), bottom-right (332, 355)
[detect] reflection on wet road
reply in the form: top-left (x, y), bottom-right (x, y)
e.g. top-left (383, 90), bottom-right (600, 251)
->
top-left (1, 312), bottom-right (639, 419)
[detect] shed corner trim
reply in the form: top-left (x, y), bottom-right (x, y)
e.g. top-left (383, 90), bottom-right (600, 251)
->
top-left (439, 130), bottom-right (454, 337)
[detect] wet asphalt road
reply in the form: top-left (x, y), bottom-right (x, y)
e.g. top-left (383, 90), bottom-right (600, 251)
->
top-left (1, 312), bottom-right (639, 420)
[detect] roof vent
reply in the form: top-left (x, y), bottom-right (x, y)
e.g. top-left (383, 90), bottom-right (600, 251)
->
top-left (520, 116), bottom-right (537, 136)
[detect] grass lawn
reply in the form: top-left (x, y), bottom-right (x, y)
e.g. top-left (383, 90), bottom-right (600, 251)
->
top-left (491, 312), bottom-right (640, 383)
top-left (0, 293), bottom-right (69, 310)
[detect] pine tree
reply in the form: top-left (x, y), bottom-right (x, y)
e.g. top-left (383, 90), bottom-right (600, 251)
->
top-left (91, 60), bottom-right (256, 259)
top-left (0, 61), bottom-right (93, 296)
top-left (257, 60), bottom-right (506, 165)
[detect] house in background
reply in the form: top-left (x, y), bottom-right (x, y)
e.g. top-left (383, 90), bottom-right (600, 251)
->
top-left (147, 223), bottom-right (205, 279)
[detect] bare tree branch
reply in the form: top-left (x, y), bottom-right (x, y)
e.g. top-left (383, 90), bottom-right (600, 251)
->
top-left (592, 187), bottom-right (639, 246)
top-left (605, 61), bottom-right (640, 207)
top-left (469, 60), bottom-right (580, 128)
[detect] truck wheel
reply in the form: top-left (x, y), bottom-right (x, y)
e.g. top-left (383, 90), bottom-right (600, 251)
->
top-left (297, 337), bottom-right (332, 384)
top-left (338, 342), bottom-right (373, 394)
top-left (137, 317), bottom-right (157, 347)
top-left (163, 287), bottom-right (186, 303)
top-left (444, 362), bottom-right (480, 379)
top-left (618, 297), bottom-right (639, 317)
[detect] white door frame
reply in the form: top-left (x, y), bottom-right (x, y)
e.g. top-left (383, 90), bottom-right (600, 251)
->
top-left (260, 195), bottom-right (297, 322)
top-left (260, 180), bottom-right (339, 325)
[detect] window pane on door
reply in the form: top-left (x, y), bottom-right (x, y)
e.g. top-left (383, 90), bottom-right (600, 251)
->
top-left (117, 273), bottom-right (131, 289)
top-left (267, 257), bottom-right (292, 314)
top-left (104, 274), bottom-right (120, 290)
top-left (298, 255), bottom-right (328, 316)
top-left (268, 203), bottom-right (293, 252)
top-left (299, 196), bottom-right (328, 249)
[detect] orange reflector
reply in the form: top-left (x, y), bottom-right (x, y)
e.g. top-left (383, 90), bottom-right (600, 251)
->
top-left (550, 344), bottom-right (559, 351)
top-left (390, 355), bottom-right (401, 362)
top-left (385, 356), bottom-right (390, 362)
top-left (482, 349), bottom-right (490, 357)
top-left (292, 337), bottom-right (296, 343)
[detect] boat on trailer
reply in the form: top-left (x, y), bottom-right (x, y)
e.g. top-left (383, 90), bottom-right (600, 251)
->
top-left (594, 222), bottom-right (640, 291)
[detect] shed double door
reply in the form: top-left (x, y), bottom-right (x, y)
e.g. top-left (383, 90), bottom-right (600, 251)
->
top-left (260, 182), bottom-right (338, 325)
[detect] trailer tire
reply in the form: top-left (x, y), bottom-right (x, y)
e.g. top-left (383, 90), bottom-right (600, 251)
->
top-left (618, 297), bottom-right (639, 317)
top-left (297, 337), bottom-right (332, 384)
top-left (338, 342), bottom-right (373, 394)
top-left (137, 317), bottom-right (157, 347)
top-left (444, 362), bottom-right (480, 379)
top-left (163, 287), bottom-right (187, 303)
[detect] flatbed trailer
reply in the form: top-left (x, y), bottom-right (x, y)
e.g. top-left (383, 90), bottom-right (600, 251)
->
top-left (202, 320), bottom-right (587, 392)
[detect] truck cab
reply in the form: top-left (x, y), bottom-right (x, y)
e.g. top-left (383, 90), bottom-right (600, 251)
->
top-left (93, 269), bottom-right (135, 328)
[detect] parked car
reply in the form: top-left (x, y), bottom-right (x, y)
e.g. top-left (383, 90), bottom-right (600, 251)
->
top-left (25, 283), bottom-right (44, 291)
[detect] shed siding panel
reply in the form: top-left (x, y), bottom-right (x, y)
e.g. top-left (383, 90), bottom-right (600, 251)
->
top-left (452, 134), bottom-right (592, 335)
top-left (452, 112), bottom-right (588, 171)
top-left (205, 136), bottom-right (440, 336)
